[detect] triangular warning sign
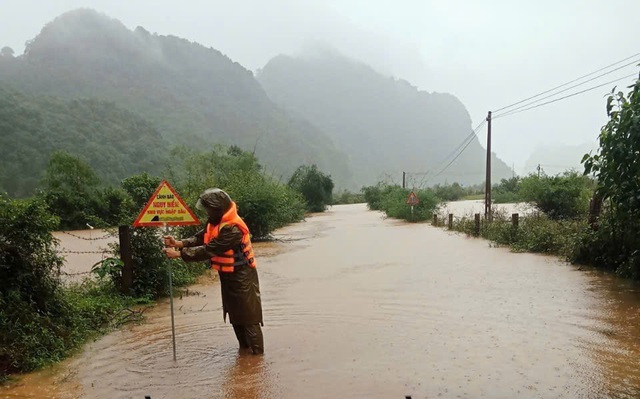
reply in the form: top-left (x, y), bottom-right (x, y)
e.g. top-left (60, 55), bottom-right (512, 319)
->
top-left (406, 191), bottom-right (419, 206)
top-left (133, 180), bottom-right (200, 227)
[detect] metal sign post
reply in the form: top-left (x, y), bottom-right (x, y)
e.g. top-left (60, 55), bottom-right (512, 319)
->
top-left (406, 191), bottom-right (420, 215)
top-left (133, 180), bottom-right (199, 363)
top-left (165, 223), bottom-right (177, 362)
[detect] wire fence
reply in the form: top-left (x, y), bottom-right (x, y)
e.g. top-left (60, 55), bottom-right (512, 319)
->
top-left (61, 270), bottom-right (94, 277)
top-left (57, 249), bottom-right (112, 255)
top-left (58, 231), bottom-right (115, 241)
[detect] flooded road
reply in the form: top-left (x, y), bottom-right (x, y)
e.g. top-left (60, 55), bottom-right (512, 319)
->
top-left (3, 203), bottom-right (640, 398)
top-left (439, 199), bottom-right (534, 218)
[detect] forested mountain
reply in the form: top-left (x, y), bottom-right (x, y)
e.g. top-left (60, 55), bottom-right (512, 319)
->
top-left (0, 9), bottom-right (511, 194)
top-left (0, 84), bottom-right (166, 197)
top-left (0, 9), bottom-right (352, 191)
top-left (257, 50), bottom-right (513, 186)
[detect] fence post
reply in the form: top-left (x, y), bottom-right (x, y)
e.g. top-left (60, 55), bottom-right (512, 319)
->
top-left (433, 213), bottom-right (438, 226)
top-left (588, 193), bottom-right (603, 230)
top-left (119, 225), bottom-right (134, 295)
top-left (512, 213), bottom-right (519, 228)
top-left (474, 213), bottom-right (481, 236)
top-left (448, 213), bottom-right (454, 229)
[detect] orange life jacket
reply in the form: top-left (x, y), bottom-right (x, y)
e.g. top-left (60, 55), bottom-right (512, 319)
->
top-left (203, 202), bottom-right (257, 272)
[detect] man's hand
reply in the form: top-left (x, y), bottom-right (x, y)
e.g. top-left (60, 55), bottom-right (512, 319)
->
top-left (162, 247), bottom-right (181, 259)
top-left (163, 236), bottom-right (181, 248)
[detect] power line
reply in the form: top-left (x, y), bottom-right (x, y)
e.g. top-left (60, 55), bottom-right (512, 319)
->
top-left (402, 120), bottom-right (486, 189)
top-left (416, 120), bottom-right (487, 187)
top-left (428, 135), bottom-right (477, 181)
top-left (425, 125), bottom-right (485, 184)
top-left (493, 52), bottom-right (640, 113)
top-left (494, 72), bottom-right (638, 120)
top-left (493, 60), bottom-right (639, 116)
top-left (431, 120), bottom-right (486, 170)
top-left (540, 164), bottom-right (579, 168)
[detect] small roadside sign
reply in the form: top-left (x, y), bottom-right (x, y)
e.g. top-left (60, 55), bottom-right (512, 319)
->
top-left (406, 191), bottom-right (419, 206)
top-left (133, 180), bottom-right (200, 227)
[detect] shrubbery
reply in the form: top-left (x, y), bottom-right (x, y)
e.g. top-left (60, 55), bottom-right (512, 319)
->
top-left (491, 177), bottom-right (521, 204)
top-left (165, 146), bottom-right (308, 240)
top-left (583, 76), bottom-right (640, 279)
top-left (288, 164), bottom-right (334, 212)
top-left (519, 172), bottom-right (592, 220)
top-left (39, 146), bottom-right (314, 240)
top-left (1, 196), bottom-right (66, 376)
top-left (333, 190), bottom-right (365, 205)
top-left (1, 144), bottom-right (323, 380)
top-left (0, 197), bottom-right (142, 378)
top-left (430, 182), bottom-right (468, 202)
top-left (445, 210), bottom-right (589, 262)
top-left (362, 183), bottom-right (440, 222)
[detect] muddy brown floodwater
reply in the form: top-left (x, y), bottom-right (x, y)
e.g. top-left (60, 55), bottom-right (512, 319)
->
top-left (2, 203), bottom-right (640, 398)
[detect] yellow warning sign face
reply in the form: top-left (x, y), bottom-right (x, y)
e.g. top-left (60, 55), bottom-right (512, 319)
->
top-left (133, 180), bottom-right (200, 227)
top-left (406, 191), bottom-right (419, 206)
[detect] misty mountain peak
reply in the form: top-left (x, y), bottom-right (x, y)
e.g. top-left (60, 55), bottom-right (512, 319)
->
top-left (258, 52), bottom-right (512, 185)
top-left (25, 9), bottom-right (130, 56)
top-left (0, 9), bottom-right (353, 193)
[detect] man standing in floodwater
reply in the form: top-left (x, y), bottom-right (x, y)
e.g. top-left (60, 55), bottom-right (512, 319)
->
top-left (162, 188), bottom-right (264, 355)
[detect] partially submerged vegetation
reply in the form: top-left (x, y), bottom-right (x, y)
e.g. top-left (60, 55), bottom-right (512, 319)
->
top-left (0, 145), bottom-right (335, 380)
top-left (362, 184), bottom-right (440, 222)
top-left (361, 76), bottom-right (640, 281)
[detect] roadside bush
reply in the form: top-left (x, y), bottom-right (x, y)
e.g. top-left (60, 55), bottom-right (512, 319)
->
top-left (121, 172), bottom-right (163, 216)
top-left (226, 170), bottom-right (305, 240)
top-left (491, 177), bottom-right (521, 204)
top-left (166, 146), bottom-right (306, 240)
top-left (333, 190), bottom-right (365, 205)
top-left (39, 152), bottom-right (144, 230)
top-left (482, 212), bottom-right (516, 246)
top-left (512, 216), bottom-right (585, 255)
top-left (570, 210), bottom-right (640, 280)
top-left (519, 172), bottom-right (592, 220)
top-left (431, 183), bottom-right (468, 202)
top-left (363, 184), bottom-right (440, 222)
top-left (40, 151), bottom-right (104, 230)
top-left (492, 191), bottom-right (520, 204)
top-left (110, 227), bottom-right (204, 299)
top-left (583, 76), bottom-right (640, 279)
top-left (288, 164), bottom-right (334, 212)
top-left (447, 210), bottom-right (590, 262)
top-left (0, 197), bottom-right (138, 378)
top-left (91, 187), bottom-right (133, 227)
top-left (363, 183), bottom-right (385, 210)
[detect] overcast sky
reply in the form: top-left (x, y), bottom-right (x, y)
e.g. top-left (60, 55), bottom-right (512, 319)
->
top-left (2, 0), bottom-right (639, 174)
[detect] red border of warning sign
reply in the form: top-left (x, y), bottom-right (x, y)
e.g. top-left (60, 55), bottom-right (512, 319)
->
top-left (133, 180), bottom-right (201, 227)
top-left (406, 191), bottom-right (419, 206)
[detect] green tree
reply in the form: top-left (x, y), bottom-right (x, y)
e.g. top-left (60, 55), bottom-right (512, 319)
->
top-left (431, 182), bottom-right (467, 201)
top-left (0, 196), bottom-right (69, 375)
top-left (583, 75), bottom-right (640, 278)
top-left (165, 145), bottom-right (305, 239)
top-left (41, 151), bottom-right (102, 229)
top-left (362, 183), bottom-right (440, 222)
top-left (519, 172), bottom-right (592, 220)
top-left (492, 177), bottom-right (522, 204)
top-left (288, 165), bottom-right (334, 212)
top-left (363, 183), bottom-right (385, 210)
top-left (121, 173), bottom-right (162, 212)
top-left (44, 151), bottom-right (100, 194)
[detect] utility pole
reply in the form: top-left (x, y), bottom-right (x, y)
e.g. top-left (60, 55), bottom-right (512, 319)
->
top-left (402, 172), bottom-right (406, 189)
top-left (537, 164), bottom-right (541, 178)
top-left (484, 111), bottom-right (492, 220)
